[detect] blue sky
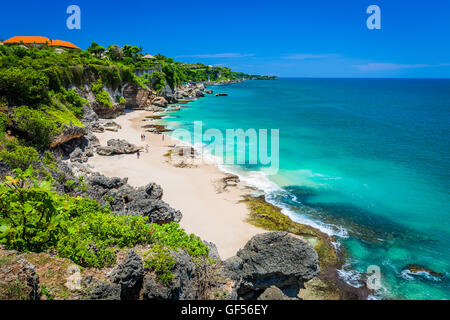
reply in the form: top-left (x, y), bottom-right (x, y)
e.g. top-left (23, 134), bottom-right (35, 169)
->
top-left (1, 0), bottom-right (449, 77)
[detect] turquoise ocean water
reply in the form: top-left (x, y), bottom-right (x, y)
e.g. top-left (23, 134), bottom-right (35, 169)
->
top-left (162, 78), bottom-right (450, 300)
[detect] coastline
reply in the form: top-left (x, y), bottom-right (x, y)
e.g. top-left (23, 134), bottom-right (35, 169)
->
top-left (87, 109), bottom-right (266, 259)
top-left (84, 86), bottom-right (371, 300)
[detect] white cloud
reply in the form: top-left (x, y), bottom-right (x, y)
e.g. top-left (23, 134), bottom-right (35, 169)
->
top-left (354, 63), bottom-right (429, 72)
top-left (176, 53), bottom-right (255, 58)
top-left (283, 53), bottom-right (340, 60)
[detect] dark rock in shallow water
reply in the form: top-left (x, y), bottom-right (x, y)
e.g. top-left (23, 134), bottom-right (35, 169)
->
top-left (404, 264), bottom-right (443, 278)
top-left (225, 231), bottom-right (319, 300)
top-left (109, 250), bottom-right (144, 300)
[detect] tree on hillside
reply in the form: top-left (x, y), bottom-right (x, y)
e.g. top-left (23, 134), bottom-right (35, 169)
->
top-left (106, 45), bottom-right (124, 61)
top-left (87, 42), bottom-right (106, 57)
top-left (122, 45), bottom-right (143, 61)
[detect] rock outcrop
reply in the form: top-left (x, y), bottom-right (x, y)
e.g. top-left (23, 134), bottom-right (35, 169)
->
top-left (96, 139), bottom-right (141, 156)
top-left (225, 232), bottom-right (319, 300)
top-left (109, 250), bottom-right (144, 300)
top-left (84, 279), bottom-right (121, 300)
top-left (86, 174), bottom-right (182, 224)
top-left (103, 121), bottom-right (122, 132)
top-left (49, 125), bottom-right (87, 149)
top-left (258, 286), bottom-right (293, 300)
top-left (92, 101), bottom-right (125, 119)
top-left (0, 250), bottom-right (40, 300)
top-left (123, 84), bottom-right (153, 110)
top-left (142, 250), bottom-right (197, 300)
top-left (151, 96), bottom-right (168, 107)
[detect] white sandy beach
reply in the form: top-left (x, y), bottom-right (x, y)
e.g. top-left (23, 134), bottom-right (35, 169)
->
top-left (88, 109), bottom-right (265, 259)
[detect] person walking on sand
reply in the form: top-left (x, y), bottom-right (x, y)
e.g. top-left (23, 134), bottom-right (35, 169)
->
top-left (137, 150), bottom-right (140, 159)
top-left (145, 144), bottom-right (149, 153)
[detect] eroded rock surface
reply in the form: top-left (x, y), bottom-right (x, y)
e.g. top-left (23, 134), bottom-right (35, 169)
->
top-left (96, 139), bottom-right (141, 156)
top-left (225, 231), bottom-right (319, 300)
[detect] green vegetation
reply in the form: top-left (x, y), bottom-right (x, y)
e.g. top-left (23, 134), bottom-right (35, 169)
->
top-left (91, 79), bottom-right (112, 108)
top-left (0, 140), bottom-right (38, 170)
top-left (150, 71), bottom-right (166, 92)
top-left (10, 106), bottom-right (58, 149)
top-left (0, 167), bottom-right (208, 270)
top-left (144, 245), bottom-right (177, 285)
top-left (0, 42), bottom-right (274, 293)
top-left (0, 41), bottom-right (273, 150)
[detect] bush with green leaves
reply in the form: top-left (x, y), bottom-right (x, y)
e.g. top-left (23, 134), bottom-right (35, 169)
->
top-left (0, 67), bottom-right (49, 106)
top-left (0, 167), bottom-right (209, 270)
top-left (91, 79), bottom-right (112, 108)
top-left (0, 113), bottom-right (9, 134)
top-left (144, 245), bottom-right (177, 285)
top-left (0, 167), bottom-right (67, 252)
top-left (0, 140), bottom-right (38, 170)
top-left (151, 71), bottom-right (166, 92)
top-left (11, 106), bottom-right (58, 149)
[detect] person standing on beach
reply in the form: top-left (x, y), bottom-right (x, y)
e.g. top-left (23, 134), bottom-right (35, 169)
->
top-left (137, 150), bottom-right (140, 159)
top-left (145, 144), bottom-right (149, 153)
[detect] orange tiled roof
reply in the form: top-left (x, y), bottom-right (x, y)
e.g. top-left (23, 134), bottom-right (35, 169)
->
top-left (2, 36), bottom-right (80, 50)
top-left (50, 40), bottom-right (80, 50)
top-left (3, 36), bottom-right (51, 45)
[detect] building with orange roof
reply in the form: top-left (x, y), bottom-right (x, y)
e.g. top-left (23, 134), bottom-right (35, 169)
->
top-left (2, 36), bottom-right (80, 50)
top-left (3, 36), bottom-right (51, 45)
top-left (50, 40), bottom-right (80, 50)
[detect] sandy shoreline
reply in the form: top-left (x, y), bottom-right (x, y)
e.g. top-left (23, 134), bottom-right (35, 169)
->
top-left (88, 109), bottom-right (265, 259)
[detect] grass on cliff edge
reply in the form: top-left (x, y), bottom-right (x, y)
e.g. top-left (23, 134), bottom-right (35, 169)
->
top-left (240, 195), bottom-right (338, 270)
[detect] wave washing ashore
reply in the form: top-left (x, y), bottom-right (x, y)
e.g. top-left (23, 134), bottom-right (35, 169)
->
top-left (160, 79), bottom-right (450, 300)
top-left (86, 86), bottom-right (369, 300)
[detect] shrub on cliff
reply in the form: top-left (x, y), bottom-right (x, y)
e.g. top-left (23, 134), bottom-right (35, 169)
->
top-left (0, 113), bottom-right (9, 135)
top-left (0, 140), bottom-right (38, 170)
top-left (0, 168), bottom-right (209, 269)
top-left (150, 71), bottom-right (166, 92)
top-left (91, 79), bottom-right (112, 108)
top-left (0, 67), bottom-right (49, 106)
top-left (11, 106), bottom-right (58, 149)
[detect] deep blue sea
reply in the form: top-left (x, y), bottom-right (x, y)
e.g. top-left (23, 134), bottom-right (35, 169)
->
top-left (163, 78), bottom-right (450, 300)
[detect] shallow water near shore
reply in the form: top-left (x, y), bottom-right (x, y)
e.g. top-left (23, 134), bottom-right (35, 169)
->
top-left (163, 78), bottom-right (450, 300)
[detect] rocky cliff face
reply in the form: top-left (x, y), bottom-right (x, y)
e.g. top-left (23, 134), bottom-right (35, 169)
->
top-left (123, 84), bottom-right (153, 110)
top-left (0, 231), bottom-right (320, 300)
top-left (225, 232), bottom-right (319, 300)
top-left (85, 174), bottom-right (182, 224)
